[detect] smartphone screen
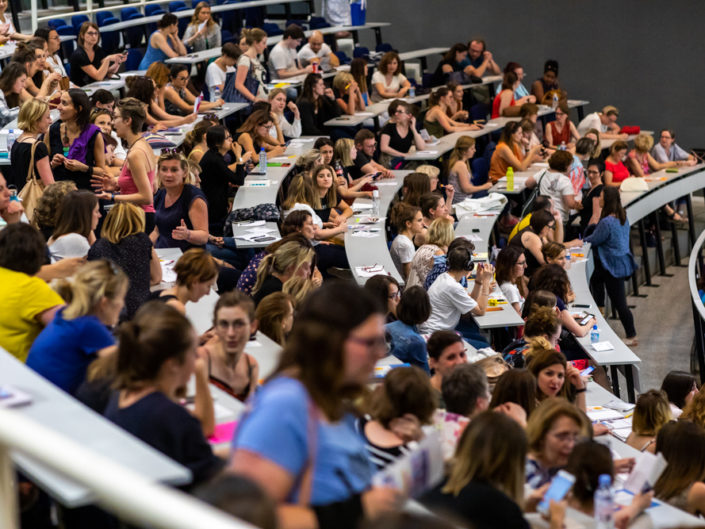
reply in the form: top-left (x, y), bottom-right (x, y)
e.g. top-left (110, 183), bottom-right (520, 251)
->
top-left (580, 313), bottom-right (594, 326)
top-left (538, 470), bottom-right (575, 514)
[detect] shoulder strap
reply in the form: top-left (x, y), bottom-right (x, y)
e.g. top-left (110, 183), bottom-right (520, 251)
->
top-left (297, 400), bottom-right (319, 506)
top-left (26, 141), bottom-right (39, 184)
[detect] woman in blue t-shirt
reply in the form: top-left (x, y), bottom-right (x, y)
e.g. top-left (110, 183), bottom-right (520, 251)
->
top-left (230, 282), bottom-right (403, 529)
top-left (27, 260), bottom-right (128, 394)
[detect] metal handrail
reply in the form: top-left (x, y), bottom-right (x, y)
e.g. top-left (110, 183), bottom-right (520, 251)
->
top-left (688, 228), bottom-right (705, 380)
top-left (0, 407), bottom-right (252, 529)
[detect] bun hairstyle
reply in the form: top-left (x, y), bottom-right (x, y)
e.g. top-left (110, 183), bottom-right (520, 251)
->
top-left (115, 301), bottom-right (194, 390)
top-left (241, 27), bottom-right (267, 46)
top-left (183, 120), bottom-right (213, 155)
top-left (59, 260), bottom-right (128, 320)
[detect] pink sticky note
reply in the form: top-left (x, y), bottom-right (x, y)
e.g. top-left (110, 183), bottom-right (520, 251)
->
top-left (208, 421), bottom-right (237, 444)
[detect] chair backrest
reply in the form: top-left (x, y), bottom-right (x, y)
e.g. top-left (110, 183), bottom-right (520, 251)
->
top-left (221, 29), bottom-right (235, 44)
top-left (125, 48), bottom-right (144, 71)
top-left (353, 46), bottom-right (369, 59)
top-left (56, 25), bottom-right (76, 55)
top-left (96, 11), bottom-right (113, 26)
top-left (483, 140), bottom-right (497, 164)
top-left (48, 18), bottom-right (66, 30)
top-left (375, 42), bottom-right (393, 53)
top-left (334, 50), bottom-right (350, 65)
top-left (168, 1), bottom-right (188, 12)
top-left (470, 157), bottom-right (490, 198)
top-left (285, 19), bottom-right (307, 31)
top-left (308, 16), bottom-right (329, 29)
top-left (71, 14), bottom-right (90, 33)
top-left (125, 13), bottom-right (146, 48)
top-left (261, 22), bottom-right (282, 36)
top-left (145, 4), bottom-right (166, 16)
top-left (120, 7), bottom-right (139, 20)
top-left (98, 15), bottom-right (119, 28)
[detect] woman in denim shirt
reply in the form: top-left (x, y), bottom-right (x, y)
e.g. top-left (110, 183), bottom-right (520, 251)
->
top-left (585, 186), bottom-right (638, 345)
top-left (385, 286), bottom-right (432, 373)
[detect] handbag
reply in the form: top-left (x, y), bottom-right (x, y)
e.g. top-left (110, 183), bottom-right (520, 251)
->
top-left (222, 58), bottom-right (260, 105)
top-left (17, 141), bottom-right (45, 224)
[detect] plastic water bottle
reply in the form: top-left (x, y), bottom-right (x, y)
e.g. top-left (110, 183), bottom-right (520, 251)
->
top-left (506, 166), bottom-right (514, 191)
top-left (408, 84), bottom-right (416, 98)
top-left (552, 93), bottom-right (559, 109)
top-left (213, 86), bottom-right (222, 100)
top-left (594, 474), bottom-right (614, 529)
top-left (259, 147), bottom-right (267, 176)
top-left (6, 129), bottom-right (16, 151)
top-left (590, 324), bottom-right (600, 343)
top-left (371, 189), bottom-right (380, 217)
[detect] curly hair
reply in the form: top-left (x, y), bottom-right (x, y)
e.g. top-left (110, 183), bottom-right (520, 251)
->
top-left (681, 387), bottom-right (705, 429)
top-left (531, 264), bottom-right (571, 303)
top-left (33, 180), bottom-right (77, 234)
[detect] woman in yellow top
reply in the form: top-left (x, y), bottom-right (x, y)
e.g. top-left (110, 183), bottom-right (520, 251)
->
top-left (489, 121), bottom-right (544, 182)
top-left (0, 223), bottom-right (64, 361)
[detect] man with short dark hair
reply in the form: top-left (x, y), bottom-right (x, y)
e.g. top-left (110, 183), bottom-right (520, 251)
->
top-left (268, 24), bottom-right (312, 79)
top-left (351, 129), bottom-right (392, 179)
top-left (441, 363), bottom-right (489, 418)
top-left (459, 38), bottom-right (500, 77)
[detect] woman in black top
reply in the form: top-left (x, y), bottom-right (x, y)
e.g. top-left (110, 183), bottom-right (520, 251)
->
top-left (45, 89), bottom-right (106, 189)
top-left (10, 98), bottom-right (54, 192)
top-left (508, 209), bottom-right (555, 278)
top-left (69, 22), bottom-right (125, 87)
top-left (198, 125), bottom-right (245, 235)
top-left (431, 42), bottom-right (468, 86)
top-left (251, 239), bottom-right (316, 307)
top-left (88, 202), bottom-right (162, 320)
top-left (103, 301), bottom-right (224, 487)
top-left (379, 100), bottom-right (425, 168)
top-left (296, 73), bottom-right (341, 136)
top-left (580, 159), bottom-right (604, 236)
top-left (422, 411), bottom-right (564, 529)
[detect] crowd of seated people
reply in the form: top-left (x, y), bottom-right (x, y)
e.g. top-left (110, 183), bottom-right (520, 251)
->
top-left (0, 11), bottom-right (703, 529)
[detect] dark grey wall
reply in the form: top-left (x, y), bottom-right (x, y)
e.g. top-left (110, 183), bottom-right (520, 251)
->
top-left (326, 0), bottom-right (704, 149)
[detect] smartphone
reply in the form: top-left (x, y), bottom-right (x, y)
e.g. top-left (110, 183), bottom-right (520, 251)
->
top-left (580, 366), bottom-right (595, 377)
top-left (580, 313), bottom-right (595, 326)
top-left (538, 470), bottom-right (575, 515)
top-left (372, 172), bottom-right (382, 181)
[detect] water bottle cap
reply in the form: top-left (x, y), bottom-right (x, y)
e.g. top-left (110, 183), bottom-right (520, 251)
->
top-left (598, 474), bottom-right (611, 486)
top-left (593, 324), bottom-right (598, 330)
top-left (260, 147), bottom-right (265, 152)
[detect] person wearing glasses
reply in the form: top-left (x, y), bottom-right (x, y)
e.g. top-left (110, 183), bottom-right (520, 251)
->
top-left (164, 64), bottom-right (224, 117)
top-left (236, 108), bottom-right (286, 160)
top-left (350, 129), bottom-right (392, 180)
top-left (379, 100), bottom-right (425, 169)
top-left (69, 22), bottom-right (125, 87)
top-left (545, 101), bottom-right (580, 150)
top-left (198, 291), bottom-right (259, 402)
top-left (230, 282), bottom-right (402, 527)
top-left (651, 128), bottom-right (697, 166)
top-left (139, 13), bottom-right (187, 71)
top-left (183, 2), bottom-right (221, 53)
top-left (34, 27), bottom-right (66, 77)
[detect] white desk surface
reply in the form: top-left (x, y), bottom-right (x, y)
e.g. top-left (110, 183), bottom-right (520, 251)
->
top-left (398, 47), bottom-right (447, 62)
top-left (345, 170), bottom-right (410, 285)
top-left (1, 349), bottom-right (191, 507)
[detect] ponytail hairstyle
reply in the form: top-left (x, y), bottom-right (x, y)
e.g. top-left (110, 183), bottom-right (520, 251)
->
top-left (117, 97), bottom-right (146, 135)
top-left (428, 86), bottom-right (450, 108)
top-left (252, 240), bottom-right (316, 306)
top-left (115, 301), bottom-right (195, 390)
top-left (255, 291), bottom-right (294, 346)
top-left (241, 27), bottom-right (267, 46)
top-left (183, 120), bottom-right (213, 156)
top-left (61, 260), bottom-right (128, 320)
top-left (390, 201), bottom-right (420, 232)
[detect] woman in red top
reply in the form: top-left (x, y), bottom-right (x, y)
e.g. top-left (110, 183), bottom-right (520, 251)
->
top-left (604, 141), bottom-right (631, 187)
top-left (545, 101), bottom-right (580, 149)
top-left (93, 98), bottom-right (156, 233)
top-left (492, 71), bottom-right (535, 119)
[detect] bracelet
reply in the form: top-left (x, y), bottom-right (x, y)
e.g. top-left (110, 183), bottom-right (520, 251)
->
top-left (110, 192), bottom-right (115, 201)
top-left (186, 229), bottom-right (191, 241)
top-left (574, 387), bottom-right (587, 394)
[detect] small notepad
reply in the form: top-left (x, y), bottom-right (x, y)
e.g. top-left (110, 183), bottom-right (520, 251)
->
top-left (591, 341), bottom-right (614, 352)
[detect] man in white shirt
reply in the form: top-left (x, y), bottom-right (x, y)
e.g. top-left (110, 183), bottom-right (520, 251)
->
top-left (419, 245), bottom-right (493, 348)
top-left (297, 30), bottom-right (339, 71)
top-left (205, 42), bottom-right (240, 101)
top-left (268, 24), bottom-right (312, 79)
top-left (526, 150), bottom-right (581, 224)
top-left (577, 105), bottom-right (626, 139)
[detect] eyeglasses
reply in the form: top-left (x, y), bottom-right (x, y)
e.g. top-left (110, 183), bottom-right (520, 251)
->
top-left (550, 432), bottom-right (580, 444)
top-left (548, 223), bottom-right (556, 229)
top-left (348, 334), bottom-right (389, 353)
top-left (85, 31), bottom-right (98, 36)
top-left (586, 170), bottom-right (600, 175)
top-left (515, 260), bottom-right (527, 267)
top-left (388, 290), bottom-right (401, 300)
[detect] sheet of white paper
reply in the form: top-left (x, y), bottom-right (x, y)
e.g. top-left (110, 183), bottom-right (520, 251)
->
top-left (591, 341), bottom-right (614, 352)
top-left (355, 265), bottom-right (387, 278)
top-left (623, 452), bottom-right (668, 494)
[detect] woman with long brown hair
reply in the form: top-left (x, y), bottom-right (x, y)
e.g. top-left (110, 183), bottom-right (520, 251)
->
top-left (447, 136), bottom-right (492, 203)
top-left (69, 21), bottom-right (125, 86)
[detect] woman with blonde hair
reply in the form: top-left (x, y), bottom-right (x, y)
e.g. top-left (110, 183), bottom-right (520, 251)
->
top-left (9, 98), bottom-right (54, 193)
top-left (333, 71), bottom-right (365, 115)
top-left (406, 217), bottom-right (454, 288)
top-left (268, 87), bottom-right (301, 141)
top-left (157, 248), bottom-right (219, 313)
top-left (88, 202), bottom-right (162, 319)
top-left (182, 120), bottom-right (214, 165)
top-left (333, 137), bottom-right (373, 202)
top-left (525, 397), bottom-right (591, 489)
top-left (152, 150), bottom-right (209, 250)
top-left (423, 411), bottom-right (564, 529)
top-left (447, 135), bottom-right (493, 203)
top-left (183, 1), bottom-right (221, 52)
top-left (625, 389), bottom-right (671, 453)
top-left (27, 260), bottom-right (128, 394)
top-left (252, 239), bottom-right (316, 306)
top-left (310, 164), bottom-right (353, 226)
top-left (255, 291), bottom-right (294, 346)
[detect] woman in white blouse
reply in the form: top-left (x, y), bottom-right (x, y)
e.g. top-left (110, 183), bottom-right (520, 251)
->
top-left (495, 245), bottom-right (527, 315)
top-left (371, 51), bottom-right (410, 102)
top-left (47, 190), bottom-right (100, 262)
top-left (269, 88), bottom-right (301, 140)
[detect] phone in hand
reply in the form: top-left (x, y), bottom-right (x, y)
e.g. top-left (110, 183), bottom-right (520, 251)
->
top-left (579, 313), bottom-right (595, 326)
top-left (371, 172), bottom-right (382, 181)
top-left (538, 470), bottom-right (575, 515)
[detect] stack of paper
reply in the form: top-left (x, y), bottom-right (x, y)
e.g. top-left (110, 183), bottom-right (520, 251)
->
top-left (356, 265), bottom-right (387, 278)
